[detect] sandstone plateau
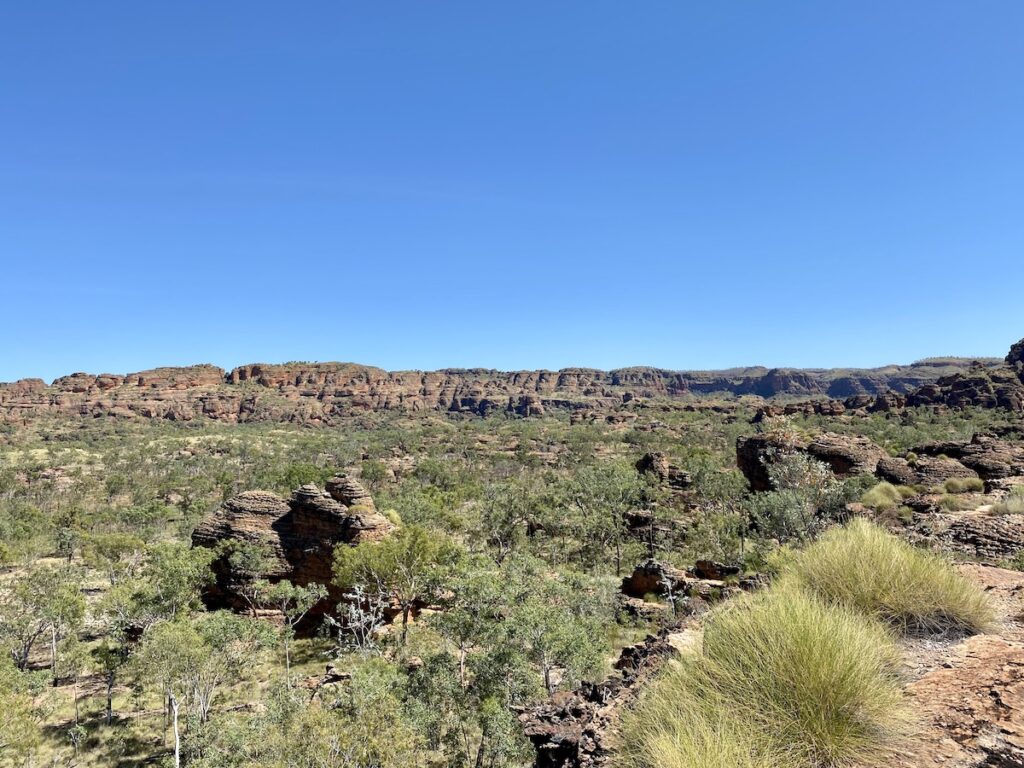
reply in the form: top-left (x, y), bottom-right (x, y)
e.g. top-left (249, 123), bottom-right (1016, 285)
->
top-left (0, 354), bottom-right (1014, 426)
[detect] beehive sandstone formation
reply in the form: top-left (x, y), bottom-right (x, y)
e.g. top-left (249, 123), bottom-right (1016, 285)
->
top-left (191, 474), bottom-right (393, 613)
top-left (1, 351), bottom-right (1016, 426)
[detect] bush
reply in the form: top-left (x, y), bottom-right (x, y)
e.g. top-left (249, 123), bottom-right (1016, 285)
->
top-left (992, 487), bottom-right (1024, 516)
top-left (617, 585), bottom-right (907, 768)
top-left (943, 477), bottom-right (984, 494)
top-left (861, 482), bottom-right (902, 512)
top-left (939, 494), bottom-right (975, 511)
top-left (785, 518), bottom-right (993, 634)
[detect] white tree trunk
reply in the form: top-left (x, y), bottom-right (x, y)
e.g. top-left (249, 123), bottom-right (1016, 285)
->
top-left (171, 694), bottom-right (181, 768)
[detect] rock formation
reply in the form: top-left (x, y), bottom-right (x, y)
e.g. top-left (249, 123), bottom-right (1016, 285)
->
top-left (739, 430), bottom-right (1024, 493)
top-left (634, 452), bottom-right (692, 491)
top-left (519, 622), bottom-right (699, 768)
top-left (1009, 338), bottom-right (1024, 369)
top-left (191, 474), bottom-right (393, 614)
top-left (736, 431), bottom-right (887, 492)
top-left (0, 357), bottom-right (1002, 426)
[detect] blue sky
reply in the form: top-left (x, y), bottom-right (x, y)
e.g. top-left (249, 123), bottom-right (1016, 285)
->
top-left (2, 3), bottom-right (1022, 382)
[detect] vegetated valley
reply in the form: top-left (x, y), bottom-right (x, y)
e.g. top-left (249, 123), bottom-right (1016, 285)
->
top-left (1, 340), bottom-right (1024, 768)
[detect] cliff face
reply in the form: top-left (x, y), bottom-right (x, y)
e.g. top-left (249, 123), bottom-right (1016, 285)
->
top-left (0, 357), bottom-right (1008, 426)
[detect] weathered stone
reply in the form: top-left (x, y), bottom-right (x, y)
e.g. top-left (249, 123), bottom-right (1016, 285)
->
top-left (191, 479), bottom-right (394, 615)
top-left (876, 455), bottom-right (980, 489)
top-left (0, 358), bottom-right (1001, 425)
top-left (635, 452), bottom-right (692, 490)
top-left (939, 514), bottom-right (1024, 561)
top-left (1009, 337), bottom-right (1024, 369)
top-left (913, 434), bottom-right (1024, 481)
top-left (737, 431), bottom-right (886, 491)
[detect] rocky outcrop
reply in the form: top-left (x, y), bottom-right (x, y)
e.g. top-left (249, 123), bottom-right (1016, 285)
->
top-left (876, 455), bottom-right (980, 489)
top-left (736, 431), bottom-right (888, 491)
top-left (739, 428), bottom-right (1024, 494)
top-left (191, 475), bottom-right (393, 614)
top-left (902, 340), bottom-right (1024, 413)
top-left (907, 364), bottom-right (1024, 413)
top-left (894, 565), bottom-right (1024, 768)
top-left (620, 559), bottom-right (741, 603)
top-left (0, 357), bottom-right (1002, 425)
top-left (912, 434), bottom-right (1024, 481)
top-left (519, 622), bottom-right (697, 768)
top-left (1009, 338), bottom-right (1024, 369)
top-left (939, 514), bottom-right (1024, 561)
top-left (634, 452), bottom-right (692, 491)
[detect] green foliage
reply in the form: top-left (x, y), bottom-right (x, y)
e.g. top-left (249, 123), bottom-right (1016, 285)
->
top-left (0, 654), bottom-right (41, 763)
top-left (274, 462), bottom-right (334, 494)
top-left (943, 477), bottom-right (985, 494)
top-left (747, 453), bottom-right (851, 543)
top-left (618, 585), bottom-right (908, 768)
top-left (335, 524), bottom-right (462, 641)
top-left (785, 518), bottom-right (994, 634)
top-left (861, 481), bottom-right (903, 511)
top-left (992, 486), bottom-right (1024, 515)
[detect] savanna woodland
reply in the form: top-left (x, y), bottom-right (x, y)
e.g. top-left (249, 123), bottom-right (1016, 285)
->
top-left (2, 340), bottom-right (1024, 768)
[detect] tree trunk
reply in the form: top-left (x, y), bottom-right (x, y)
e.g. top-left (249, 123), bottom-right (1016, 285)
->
top-left (474, 735), bottom-right (486, 768)
top-left (106, 673), bottom-right (114, 724)
top-left (283, 632), bottom-right (292, 685)
top-left (50, 626), bottom-right (58, 687)
top-left (171, 694), bottom-right (181, 768)
top-left (401, 604), bottom-right (411, 644)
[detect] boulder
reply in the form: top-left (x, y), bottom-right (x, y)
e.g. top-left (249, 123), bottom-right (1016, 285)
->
top-left (620, 559), bottom-right (736, 603)
top-left (736, 433), bottom-right (803, 491)
top-left (805, 433), bottom-right (888, 477)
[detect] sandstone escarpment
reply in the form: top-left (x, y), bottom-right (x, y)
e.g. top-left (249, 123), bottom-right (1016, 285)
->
top-left (0, 357), bottom-right (1003, 426)
top-left (191, 474), bottom-right (393, 614)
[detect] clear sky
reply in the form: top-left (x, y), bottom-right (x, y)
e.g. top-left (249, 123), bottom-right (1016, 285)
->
top-left (2, 3), bottom-right (1022, 382)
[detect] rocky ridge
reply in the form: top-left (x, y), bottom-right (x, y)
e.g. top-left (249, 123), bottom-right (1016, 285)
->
top-left (0, 356), bottom-right (1006, 425)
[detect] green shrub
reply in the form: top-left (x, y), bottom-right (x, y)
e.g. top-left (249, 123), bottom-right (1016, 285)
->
top-left (861, 482), bottom-right (902, 512)
top-left (938, 493), bottom-right (975, 511)
top-left (897, 485), bottom-right (918, 499)
top-left (992, 492), bottom-right (1024, 516)
top-left (943, 477), bottom-right (984, 494)
top-left (785, 518), bottom-right (993, 634)
top-left (617, 585), bottom-right (907, 768)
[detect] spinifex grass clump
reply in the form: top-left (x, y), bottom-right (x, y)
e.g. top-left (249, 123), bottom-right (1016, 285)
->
top-left (786, 518), bottom-right (994, 634)
top-left (617, 585), bottom-right (908, 768)
top-left (861, 481), bottom-right (903, 511)
top-left (992, 486), bottom-right (1024, 516)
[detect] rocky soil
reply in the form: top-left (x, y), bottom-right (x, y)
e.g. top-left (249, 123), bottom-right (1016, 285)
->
top-left (893, 563), bottom-right (1024, 767)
